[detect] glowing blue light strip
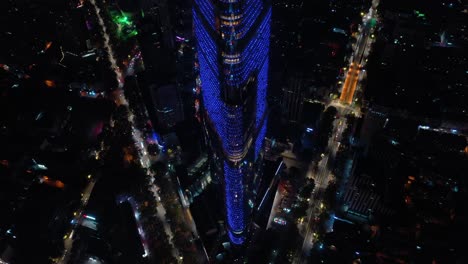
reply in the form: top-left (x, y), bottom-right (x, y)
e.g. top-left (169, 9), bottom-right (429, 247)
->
top-left (255, 54), bottom-right (268, 158)
top-left (194, 10), bottom-right (218, 73)
top-left (194, 7), bottom-right (224, 148)
top-left (255, 120), bottom-right (267, 159)
top-left (228, 230), bottom-right (245, 245)
top-left (224, 105), bottom-right (244, 157)
top-left (240, 8), bottom-right (271, 84)
top-left (224, 162), bottom-right (244, 236)
top-left (255, 44), bottom-right (269, 128)
top-left (194, 0), bottom-right (270, 246)
top-left (241, 0), bottom-right (263, 37)
top-left (194, 0), bottom-right (215, 29)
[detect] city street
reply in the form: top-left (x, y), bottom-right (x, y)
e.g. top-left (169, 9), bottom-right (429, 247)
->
top-left (339, 3), bottom-right (377, 105)
top-left (339, 62), bottom-right (361, 104)
top-left (294, 2), bottom-right (379, 263)
top-left (1, 0), bottom-right (464, 263)
top-left (82, 0), bottom-right (180, 261)
top-left (58, 179), bottom-right (97, 264)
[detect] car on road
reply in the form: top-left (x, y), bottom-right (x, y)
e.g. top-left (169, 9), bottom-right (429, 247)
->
top-left (273, 217), bottom-right (287, 226)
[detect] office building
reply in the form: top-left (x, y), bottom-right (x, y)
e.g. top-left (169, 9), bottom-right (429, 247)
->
top-left (193, 0), bottom-right (271, 245)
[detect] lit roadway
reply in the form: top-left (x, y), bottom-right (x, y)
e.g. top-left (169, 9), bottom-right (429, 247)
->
top-left (117, 195), bottom-right (152, 258)
top-left (58, 179), bottom-right (97, 264)
top-left (87, 0), bottom-right (209, 262)
top-left (339, 3), bottom-right (377, 105)
top-left (294, 2), bottom-right (378, 263)
top-left (70, 0), bottom-right (182, 262)
top-left (339, 62), bottom-right (361, 104)
top-left (295, 117), bottom-right (347, 264)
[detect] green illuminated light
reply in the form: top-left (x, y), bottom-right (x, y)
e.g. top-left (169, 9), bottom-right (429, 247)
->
top-left (414, 10), bottom-right (426, 18)
top-left (117, 16), bottom-right (131, 26)
top-left (110, 10), bottom-right (138, 40)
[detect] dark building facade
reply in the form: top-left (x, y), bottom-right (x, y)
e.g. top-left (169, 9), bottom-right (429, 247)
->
top-left (193, 0), bottom-right (271, 245)
top-left (282, 74), bottom-right (304, 123)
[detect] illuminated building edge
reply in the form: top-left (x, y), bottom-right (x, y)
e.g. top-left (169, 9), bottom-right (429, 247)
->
top-left (194, 0), bottom-right (271, 245)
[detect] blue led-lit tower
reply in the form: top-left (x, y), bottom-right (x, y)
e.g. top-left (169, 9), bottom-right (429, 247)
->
top-left (193, 0), bottom-right (270, 245)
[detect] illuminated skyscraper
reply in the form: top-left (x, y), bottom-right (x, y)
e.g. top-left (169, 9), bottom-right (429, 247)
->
top-left (193, 0), bottom-right (270, 245)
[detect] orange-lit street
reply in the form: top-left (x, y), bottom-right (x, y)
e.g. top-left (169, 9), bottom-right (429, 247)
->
top-left (295, 3), bottom-right (379, 263)
top-left (339, 63), bottom-right (361, 104)
top-left (338, 7), bottom-right (376, 105)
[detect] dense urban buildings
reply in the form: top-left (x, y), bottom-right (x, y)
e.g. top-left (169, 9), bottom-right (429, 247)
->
top-left (1, 0), bottom-right (467, 264)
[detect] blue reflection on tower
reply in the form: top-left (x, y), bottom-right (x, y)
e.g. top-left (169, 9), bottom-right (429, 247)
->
top-left (193, 0), bottom-right (270, 245)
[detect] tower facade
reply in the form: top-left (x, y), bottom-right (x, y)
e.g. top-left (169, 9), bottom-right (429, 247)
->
top-left (193, 0), bottom-right (270, 245)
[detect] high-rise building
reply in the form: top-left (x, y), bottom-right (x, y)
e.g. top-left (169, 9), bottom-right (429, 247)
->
top-left (193, 0), bottom-right (271, 245)
top-left (282, 74), bottom-right (304, 123)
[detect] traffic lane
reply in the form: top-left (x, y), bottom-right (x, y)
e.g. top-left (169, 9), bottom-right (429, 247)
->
top-left (339, 64), bottom-right (358, 103)
top-left (344, 69), bottom-right (360, 104)
top-left (300, 187), bottom-right (326, 258)
top-left (340, 20), bottom-right (372, 103)
top-left (340, 66), bottom-right (360, 104)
